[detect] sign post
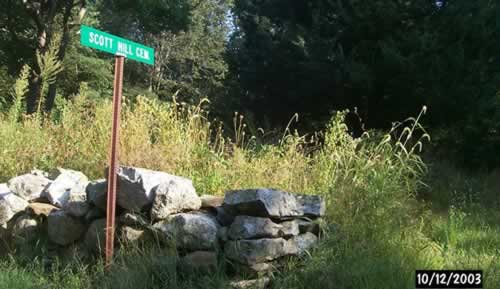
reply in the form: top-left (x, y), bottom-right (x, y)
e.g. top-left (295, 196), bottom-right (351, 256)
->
top-left (80, 25), bottom-right (154, 269)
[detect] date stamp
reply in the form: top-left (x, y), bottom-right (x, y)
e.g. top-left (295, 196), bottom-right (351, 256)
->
top-left (415, 270), bottom-right (483, 288)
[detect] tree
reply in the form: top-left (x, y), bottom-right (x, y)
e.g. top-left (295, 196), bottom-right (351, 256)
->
top-left (24, 0), bottom-right (87, 113)
top-left (147, 0), bottom-right (231, 104)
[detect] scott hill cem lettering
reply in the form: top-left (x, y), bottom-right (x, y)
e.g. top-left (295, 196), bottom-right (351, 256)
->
top-left (80, 25), bottom-right (154, 65)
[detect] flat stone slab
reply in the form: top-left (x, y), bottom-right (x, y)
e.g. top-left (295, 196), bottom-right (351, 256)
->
top-left (224, 238), bottom-right (290, 264)
top-left (200, 195), bottom-right (224, 208)
top-left (26, 202), bottom-right (59, 217)
top-left (223, 188), bottom-right (303, 218)
top-left (228, 216), bottom-right (298, 240)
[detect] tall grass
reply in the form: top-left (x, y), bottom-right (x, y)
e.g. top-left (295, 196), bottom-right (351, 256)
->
top-left (0, 85), bottom-right (498, 288)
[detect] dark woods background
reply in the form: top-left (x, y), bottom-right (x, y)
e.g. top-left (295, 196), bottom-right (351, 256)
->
top-left (1, 0), bottom-right (499, 168)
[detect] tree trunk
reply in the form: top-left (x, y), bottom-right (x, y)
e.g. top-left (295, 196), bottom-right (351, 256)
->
top-left (27, 28), bottom-right (48, 114)
top-left (44, 0), bottom-right (74, 112)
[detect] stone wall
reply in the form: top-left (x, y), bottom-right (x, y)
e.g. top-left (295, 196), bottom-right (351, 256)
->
top-left (0, 166), bottom-right (325, 286)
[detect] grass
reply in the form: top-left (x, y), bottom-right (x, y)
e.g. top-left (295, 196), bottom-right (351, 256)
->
top-left (0, 83), bottom-right (499, 288)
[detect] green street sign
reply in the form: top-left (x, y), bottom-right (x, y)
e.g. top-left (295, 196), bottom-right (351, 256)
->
top-left (80, 25), bottom-right (154, 65)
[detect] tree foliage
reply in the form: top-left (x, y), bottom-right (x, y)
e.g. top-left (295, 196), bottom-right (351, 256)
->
top-left (227, 0), bottom-right (500, 167)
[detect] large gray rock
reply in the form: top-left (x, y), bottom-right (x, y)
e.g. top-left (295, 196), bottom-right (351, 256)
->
top-left (296, 195), bottom-right (326, 217)
top-left (224, 238), bottom-right (290, 264)
top-left (63, 193), bottom-right (90, 217)
top-left (48, 210), bottom-right (86, 245)
top-left (116, 166), bottom-right (195, 212)
top-left (84, 218), bottom-right (107, 253)
top-left (153, 213), bottom-right (218, 250)
top-left (42, 168), bottom-right (89, 208)
top-left (228, 216), bottom-right (298, 240)
top-left (150, 178), bottom-right (201, 220)
top-left (223, 189), bottom-right (303, 218)
top-left (86, 179), bottom-right (107, 211)
top-left (286, 232), bottom-right (318, 255)
top-left (7, 172), bottom-right (51, 201)
top-left (0, 184), bottom-right (29, 227)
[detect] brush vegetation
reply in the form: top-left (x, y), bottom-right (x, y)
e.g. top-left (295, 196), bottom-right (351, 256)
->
top-left (0, 74), bottom-right (498, 289)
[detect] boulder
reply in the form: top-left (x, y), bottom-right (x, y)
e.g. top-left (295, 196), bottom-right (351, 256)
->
top-left (0, 184), bottom-right (29, 227)
top-left (228, 216), bottom-right (282, 240)
top-left (151, 178), bottom-right (201, 220)
top-left (286, 232), bottom-right (318, 255)
top-left (229, 278), bottom-right (270, 289)
top-left (10, 214), bottom-right (38, 244)
top-left (7, 172), bottom-right (51, 201)
top-left (116, 166), bottom-right (195, 212)
top-left (86, 179), bottom-right (107, 211)
top-left (48, 210), bottom-right (86, 246)
top-left (26, 202), bottom-right (59, 217)
top-left (223, 189), bottom-right (303, 218)
top-left (179, 251), bottom-right (218, 273)
top-left (42, 168), bottom-right (89, 208)
top-left (200, 195), bottom-right (224, 208)
top-left (84, 218), bottom-right (107, 253)
top-left (295, 195), bottom-right (325, 217)
top-left (153, 213), bottom-right (218, 250)
top-left (228, 216), bottom-right (299, 240)
top-left (224, 238), bottom-right (290, 264)
top-left (63, 193), bottom-right (90, 217)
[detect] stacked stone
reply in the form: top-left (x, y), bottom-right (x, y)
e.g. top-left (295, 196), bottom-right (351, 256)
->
top-left (0, 166), bottom-right (325, 285)
top-left (0, 166), bottom-right (210, 260)
top-left (219, 188), bottom-right (325, 277)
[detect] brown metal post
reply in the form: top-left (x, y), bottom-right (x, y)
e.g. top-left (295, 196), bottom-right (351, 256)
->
top-left (105, 55), bottom-right (124, 269)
